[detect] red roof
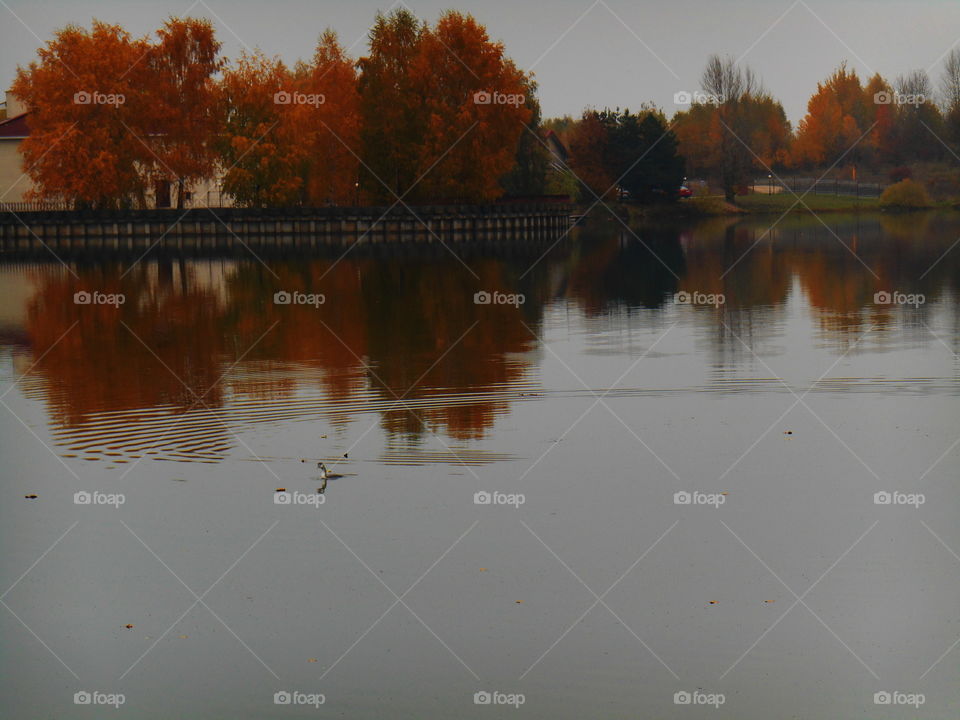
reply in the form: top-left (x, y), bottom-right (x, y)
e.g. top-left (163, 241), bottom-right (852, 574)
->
top-left (0, 112), bottom-right (29, 139)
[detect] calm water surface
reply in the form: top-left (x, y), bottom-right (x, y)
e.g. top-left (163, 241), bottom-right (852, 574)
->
top-left (1, 211), bottom-right (958, 719)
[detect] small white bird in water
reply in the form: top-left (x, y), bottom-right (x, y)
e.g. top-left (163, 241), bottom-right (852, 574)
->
top-left (317, 462), bottom-right (344, 494)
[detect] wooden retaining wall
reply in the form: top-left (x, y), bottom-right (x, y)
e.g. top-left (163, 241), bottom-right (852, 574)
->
top-left (0, 203), bottom-right (573, 256)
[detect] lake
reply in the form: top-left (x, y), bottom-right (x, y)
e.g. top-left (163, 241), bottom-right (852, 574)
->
top-left (1, 210), bottom-right (958, 719)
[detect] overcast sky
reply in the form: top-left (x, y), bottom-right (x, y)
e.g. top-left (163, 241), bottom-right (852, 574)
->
top-left (2, 0), bottom-right (959, 125)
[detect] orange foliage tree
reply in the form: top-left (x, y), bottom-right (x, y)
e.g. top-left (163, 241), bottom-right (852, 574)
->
top-left (411, 11), bottom-right (532, 202)
top-left (672, 57), bottom-right (790, 196)
top-left (864, 73), bottom-right (896, 163)
top-left (567, 111), bottom-right (615, 199)
top-left (147, 18), bottom-right (224, 208)
top-left (11, 21), bottom-right (152, 209)
top-left (792, 63), bottom-right (869, 168)
top-left (218, 31), bottom-right (361, 208)
top-left (358, 8), bottom-right (533, 203)
top-left (290, 30), bottom-right (361, 206)
top-left (357, 9), bottom-right (426, 202)
top-left (217, 51), bottom-right (304, 206)
top-left (14, 11), bottom-right (535, 208)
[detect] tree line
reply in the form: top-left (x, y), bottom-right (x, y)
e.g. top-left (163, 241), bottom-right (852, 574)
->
top-left (554, 53), bottom-right (960, 203)
top-left (12, 10), bottom-right (539, 209)
top-left (12, 15), bottom-right (960, 210)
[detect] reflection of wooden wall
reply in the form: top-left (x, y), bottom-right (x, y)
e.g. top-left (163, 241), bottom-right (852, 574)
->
top-left (0, 204), bottom-right (574, 254)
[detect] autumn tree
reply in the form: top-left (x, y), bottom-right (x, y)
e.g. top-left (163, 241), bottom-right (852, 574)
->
top-left (864, 73), bottom-right (896, 164)
top-left (357, 8), bottom-right (426, 202)
top-left (217, 31), bottom-right (361, 208)
top-left (218, 51), bottom-right (304, 206)
top-left (672, 102), bottom-right (715, 178)
top-left (693, 54), bottom-right (785, 200)
top-left (290, 30), bottom-right (361, 205)
top-left (147, 18), bottom-right (224, 208)
top-left (11, 21), bottom-right (152, 209)
top-left (568, 111), bottom-right (615, 200)
top-left (703, 55), bottom-right (758, 199)
top-left (358, 9), bottom-right (533, 203)
top-left (414, 11), bottom-right (532, 201)
top-left (500, 87), bottom-right (550, 196)
top-left (793, 63), bottom-right (883, 169)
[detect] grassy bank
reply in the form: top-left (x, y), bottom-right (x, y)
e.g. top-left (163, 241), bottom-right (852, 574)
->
top-left (579, 192), bottom-right (960, 222)
top-left (734, 193), bottom-right (880, 213)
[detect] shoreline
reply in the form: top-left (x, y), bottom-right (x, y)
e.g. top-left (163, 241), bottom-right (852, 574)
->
top-left (0, 202), bottom-right (574, 255)
top-left (597, 196), bottom-right (959, 221)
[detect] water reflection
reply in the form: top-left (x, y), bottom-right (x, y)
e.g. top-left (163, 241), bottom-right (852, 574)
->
top-left (2, 211), bottom-right (958, 462)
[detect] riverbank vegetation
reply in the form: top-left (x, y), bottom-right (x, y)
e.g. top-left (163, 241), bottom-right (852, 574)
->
top-left (8, 13), bottom-right (960, 213)
top-left (12, 11), bottom-right (537, 209)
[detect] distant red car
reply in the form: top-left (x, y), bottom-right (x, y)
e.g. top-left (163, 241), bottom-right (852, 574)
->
top-left (678, 185), bottom-right (693, 198)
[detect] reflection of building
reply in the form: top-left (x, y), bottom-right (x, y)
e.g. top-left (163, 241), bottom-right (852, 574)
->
top-left (0, 89), bottom-right (231, 209)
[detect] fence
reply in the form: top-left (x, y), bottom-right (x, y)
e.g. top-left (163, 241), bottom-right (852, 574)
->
top-left (0, 203), bottom-right (575, 255)
top-left (0, 201), bottom-right (73, 213)
top-left (751, 177), bottom-right (885, 199)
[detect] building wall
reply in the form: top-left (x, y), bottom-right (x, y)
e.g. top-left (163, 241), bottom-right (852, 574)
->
top-left (0, 135), bottom-right (233, 208)
top-left (0, 140), bottom-right (31, 204)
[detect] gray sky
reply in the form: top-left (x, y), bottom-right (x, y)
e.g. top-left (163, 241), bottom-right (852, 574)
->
top-left (2, 0), bottom-right (959, 125)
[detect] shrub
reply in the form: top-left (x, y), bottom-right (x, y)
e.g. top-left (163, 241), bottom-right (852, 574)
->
top-left (879, 179), bottom-right (932, 209)
top-left (888, 166), bottom-right (912, 183)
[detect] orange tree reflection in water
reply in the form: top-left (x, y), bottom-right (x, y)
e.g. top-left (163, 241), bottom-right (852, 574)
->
top-left (13, 212), bottom-right (960, 461)
top-left (18, 250), bottom-right (554, 460)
